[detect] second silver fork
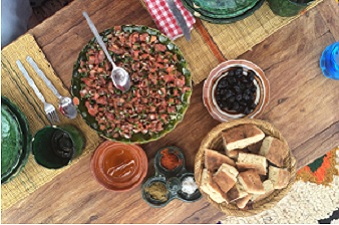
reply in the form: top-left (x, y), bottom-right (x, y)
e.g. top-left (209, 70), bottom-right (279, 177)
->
top-left (16, 60), bottom-right (60, 124)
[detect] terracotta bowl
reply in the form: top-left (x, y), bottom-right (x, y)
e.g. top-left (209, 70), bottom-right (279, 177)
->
top-left (203, 60), bottom-right (270, 122)
top-left (90, 141), bottom-right (148, 191)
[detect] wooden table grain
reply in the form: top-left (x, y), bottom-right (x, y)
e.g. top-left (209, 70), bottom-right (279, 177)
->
top-left (2, 0), bottom-right (339, 223)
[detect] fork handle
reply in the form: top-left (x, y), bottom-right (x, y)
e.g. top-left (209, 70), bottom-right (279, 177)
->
top-left (26, 56), bottom-right (62, 99)
top-left (16, 60), bottom-right (46, 103)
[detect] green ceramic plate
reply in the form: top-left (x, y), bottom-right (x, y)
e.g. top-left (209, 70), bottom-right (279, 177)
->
top-left (71, 25), bottom-right (192, 144)
top-left (188, 0), bottom-right (260, 19)
top-left (182, 0), bottom-right (265, 24)
top-left (1, 96), bottom-right (31, 184)
top-left (191, 0), bottom-right (258, 15)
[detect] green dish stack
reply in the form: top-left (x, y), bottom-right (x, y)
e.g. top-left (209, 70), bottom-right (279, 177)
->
top-left (182, 0), bottom-right (265, 24)
top-left (1, 96), bottom-right (31, 184)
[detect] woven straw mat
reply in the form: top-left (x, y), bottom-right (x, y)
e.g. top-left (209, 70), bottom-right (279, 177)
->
top-left (1, 34), bottom-right (103, 211)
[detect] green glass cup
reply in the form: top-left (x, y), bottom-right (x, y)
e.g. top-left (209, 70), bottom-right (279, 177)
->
top-left (267, 0), bottom-right (314, 17)
top-left (32, 125), bottom-right (85, 169)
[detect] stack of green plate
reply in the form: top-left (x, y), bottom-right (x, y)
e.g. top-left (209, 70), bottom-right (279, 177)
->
top-left (1, 96), bottom-right (31, 184)
top-left (182, 0), bottom-right (265, 24)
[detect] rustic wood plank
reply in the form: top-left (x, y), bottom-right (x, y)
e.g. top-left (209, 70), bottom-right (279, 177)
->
top-left (2, 0), bottom-right (339, 224)
top-left (317, 0), bottom-right (339, 40)
top-left (239, 5), bottom-right (339, 168)
top-left (28, 0), bottom-right (156, 88)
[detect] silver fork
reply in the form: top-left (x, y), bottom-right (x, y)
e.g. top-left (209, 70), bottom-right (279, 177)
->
top-left (16, 60), bottom-right (60, 124)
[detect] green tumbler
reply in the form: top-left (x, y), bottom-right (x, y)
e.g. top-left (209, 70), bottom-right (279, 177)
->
top-left (267, 0), bottom-right (314, 17)
top-left (32, 125), bottom-right (85, 169)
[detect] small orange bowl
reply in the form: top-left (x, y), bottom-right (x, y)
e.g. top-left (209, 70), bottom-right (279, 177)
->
top-left (203, 60), bottom-right (270, 122)
top-left (90, 141), bottom-right (148, 191)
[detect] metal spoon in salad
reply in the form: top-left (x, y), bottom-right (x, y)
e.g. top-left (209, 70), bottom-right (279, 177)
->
top-left (82, 11), bottom-right (131, 92)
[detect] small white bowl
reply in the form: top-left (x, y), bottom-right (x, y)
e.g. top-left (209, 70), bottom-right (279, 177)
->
top-left (203, 60), bottom-right (270, 122)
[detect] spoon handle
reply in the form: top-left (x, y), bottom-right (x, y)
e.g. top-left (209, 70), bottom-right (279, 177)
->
top-left (26, 56), bottom-right (62, 99)
top-left (82, 11), bottom-right (116, 68)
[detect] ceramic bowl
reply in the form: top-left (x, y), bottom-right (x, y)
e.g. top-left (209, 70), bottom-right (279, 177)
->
top-left (90, 141), bottom-right (148, 191)
top-left (203, 60), bottom-right (270, 122)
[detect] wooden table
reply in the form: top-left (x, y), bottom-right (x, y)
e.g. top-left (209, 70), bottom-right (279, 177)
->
top-left (2, 0), bottom-right (339, 223)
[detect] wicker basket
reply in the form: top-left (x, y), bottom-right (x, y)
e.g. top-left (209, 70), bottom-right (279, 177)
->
top-left (194, 118), bottom-right (297, 217)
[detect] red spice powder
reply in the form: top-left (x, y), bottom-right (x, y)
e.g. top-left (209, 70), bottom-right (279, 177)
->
top-left (160, 148), bottom-right (182, 170)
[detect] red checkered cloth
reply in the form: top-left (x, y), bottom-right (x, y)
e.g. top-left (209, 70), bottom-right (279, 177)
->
top-left (143, 0), bottom-right (196, 40)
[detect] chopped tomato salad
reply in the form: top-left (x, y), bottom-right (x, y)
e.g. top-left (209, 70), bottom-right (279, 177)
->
top-left (72, 26), bottom-right (192, 142)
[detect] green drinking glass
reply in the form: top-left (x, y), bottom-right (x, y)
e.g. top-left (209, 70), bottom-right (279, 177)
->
top-left (32, 125), bottom-right (85, 169)
top-left (267, 0), bottom-right (314, 17)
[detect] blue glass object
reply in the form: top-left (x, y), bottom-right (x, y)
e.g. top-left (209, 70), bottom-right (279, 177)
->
top-left (320, 42), bottom-right (339, 80)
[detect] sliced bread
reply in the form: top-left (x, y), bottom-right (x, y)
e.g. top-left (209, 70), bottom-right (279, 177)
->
top-left (222, 124), bottom-right (265, 151)
top-left (235, 194), bottom-right (253, 209)
top-left (259, 136), bottom-right (289, 167)
top-left (251, 180), bottom-right (274, 202)
top-left (236, 152), bottom-right (267, 175)
top-left (205, 149), bottom-right (236, 172)
top-left (225, 148), bottom-right (250, 159)
top-left (200, 169), bottom-right (229, 204)
top-left (238, 170), bottom-right (265, 194)
top-left (227, 182), bottom-right (248, 202)
top-left (213, 163), bottom-right (239, 193)
top-left (268, 166), bottom-right (290, 189)
top-left (247, 140), bottom-right (263, 154)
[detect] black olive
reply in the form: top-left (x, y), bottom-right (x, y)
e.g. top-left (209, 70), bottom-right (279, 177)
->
top-left (232, 102), bottom-right (240, 111)
top-left (239, 105), bottom-right (245, 113)
top-left (236, 94), bottom-right (242, 101)
top-left (228, 76), bottom-right (236, 84)
top-left (243, 94), bottom-right (250, 101)
top-left (228, 70), bottom-right (235, 77)
top-left (225, 90), bottom-right (233, 99)
top-left (244, 107), bottom-right (250, 114)
top-left (240, 101), bottom-right (247, 106)
top-left (235, 67), bottom-right (243, 76)
top-left (227, 96), bottom-right (235, 103)
top-left (248, 71), bottom-right (255, 81)
top-left (234, 86), bottom-right (241, 93)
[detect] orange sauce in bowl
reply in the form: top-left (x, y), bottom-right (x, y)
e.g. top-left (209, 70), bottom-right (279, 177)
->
top-left (91, 141), bottom-right (148, 191)
top-left (102, 148), bottom-right (136, 179)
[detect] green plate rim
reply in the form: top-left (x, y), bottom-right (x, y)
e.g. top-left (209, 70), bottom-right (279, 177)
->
top-left (71, 25), bottom-right (193, 144)
top-left (182, 0), bottom-right (265, 24)
top-left (1, 104), bottom-right (24, 179)
top-left (1, 96), bottom-right (31, 184)
top-left (190, 0), bottom-right (261, 18)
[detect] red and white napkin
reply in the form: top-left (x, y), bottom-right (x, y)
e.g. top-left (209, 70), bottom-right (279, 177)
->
top-left (143, 0), bottom-right (196, 40)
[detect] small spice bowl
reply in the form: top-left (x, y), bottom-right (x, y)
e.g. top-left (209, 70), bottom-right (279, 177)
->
top-left (177, 173), bottom-right (201, 202)
top-left (203, 60), bottom-right (270, 122)
top-left (154, 146), bottom-right (185, 177)
top-left (32, 125), bottom-right (85, 169)
top-left (90, 141), bottom-right (148, 191)
top-left (141, 146), bottom-right (201, 208)
top-left (142, 176), bottom-right (171, 208)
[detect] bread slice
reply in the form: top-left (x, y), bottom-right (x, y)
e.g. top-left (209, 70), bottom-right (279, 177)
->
top-left (247, 140), bottom-right (263, 154)
top-left (205, 149), bottom-right (235, 172)
top-left (213, 163), bottom-right (238, 193)
top-left (252, 180), bottom-right (274, 202)
top-left (259, 136), bottom-right (289, 167)
top-left (268, 166), bottom-right (290, 189)
top-left (236, 152), bottom-right (267, 175)
top-left (235, 194), bottom-right (252, 209)
top-left (200, 169), bottom-right (229, 203)
top-left (222, 124), bottom-right (265, 151)
top-left (225, 148), bottom-right (249, 159)
top-left (227, 182), bottom-right (248, 202)
top-left (238, 170), bottom-right (265, 194)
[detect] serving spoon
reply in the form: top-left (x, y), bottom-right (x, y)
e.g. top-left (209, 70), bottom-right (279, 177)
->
top-left (82, 12), bottom-right (131, 92)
